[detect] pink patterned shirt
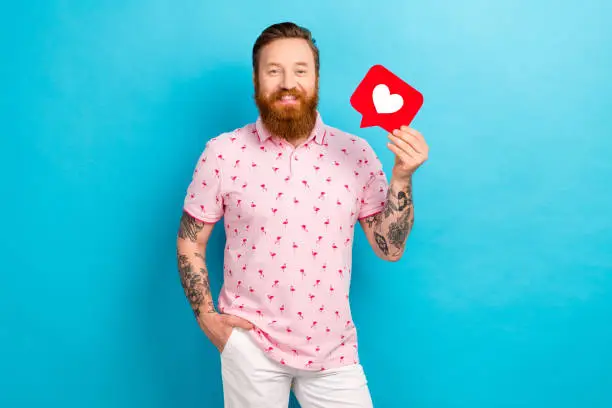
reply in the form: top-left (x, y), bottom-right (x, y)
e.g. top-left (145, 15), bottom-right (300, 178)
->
top-left (183, 111), bottom-right (388, 371)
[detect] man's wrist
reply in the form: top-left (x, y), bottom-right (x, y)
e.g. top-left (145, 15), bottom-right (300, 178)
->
top-left (194, 302), bottom-right (217, 317)
top-left (390, 171), bottom-right (413, 189)
top-left (197, 307), bottom-right (219, 325)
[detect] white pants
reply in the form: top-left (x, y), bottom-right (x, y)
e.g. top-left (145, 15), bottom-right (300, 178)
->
top-left (220, 327), bottom-right (374, 408)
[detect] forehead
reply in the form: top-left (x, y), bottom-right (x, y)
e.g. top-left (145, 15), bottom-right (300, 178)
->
top-left (259, 38), bottom-right (315, 67)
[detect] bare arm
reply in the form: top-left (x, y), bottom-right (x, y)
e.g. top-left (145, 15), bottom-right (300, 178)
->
top-left (176, 211), bottom-right (216, 317)
top-left (176, 210), bottom-right (253, 351)
top-left (359, 175), bottom-right (414, 262)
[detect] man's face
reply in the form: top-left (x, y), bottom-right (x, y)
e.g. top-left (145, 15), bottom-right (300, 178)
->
top-left (254, 38), bottom-right (319, 142)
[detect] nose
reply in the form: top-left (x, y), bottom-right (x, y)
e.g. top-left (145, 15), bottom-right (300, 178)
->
top-left (281, 72), bottom-right (297, 90)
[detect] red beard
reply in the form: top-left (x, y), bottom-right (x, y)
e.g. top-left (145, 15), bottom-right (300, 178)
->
top-left (254, 77), bottom-right (319, 143)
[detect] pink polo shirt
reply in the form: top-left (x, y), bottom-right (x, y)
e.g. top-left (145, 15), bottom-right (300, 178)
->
top-left (183, 111), bottom-right (388, 371)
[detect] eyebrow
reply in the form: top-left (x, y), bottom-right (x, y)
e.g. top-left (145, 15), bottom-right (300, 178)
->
top-left (266, 62), bottom-right (310, 68)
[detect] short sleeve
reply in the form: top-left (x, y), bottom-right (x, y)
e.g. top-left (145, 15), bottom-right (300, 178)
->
top-left (358, 143), bottom-right (389, 219)
top-left (183, 140), bottom-right (224, 223)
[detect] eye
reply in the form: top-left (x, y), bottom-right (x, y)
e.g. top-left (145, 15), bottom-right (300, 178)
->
top-left (297, 69), bottom-right (307, 74)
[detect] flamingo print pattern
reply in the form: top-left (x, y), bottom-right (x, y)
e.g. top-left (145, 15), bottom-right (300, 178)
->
top-left (183, 112), bottom-right (388, 371)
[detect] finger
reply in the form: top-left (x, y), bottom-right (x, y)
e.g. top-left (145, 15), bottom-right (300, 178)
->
top-left (400, 126), bottom-right (424, 142)
top-left (226, 315), bottom-right (254, 329)
top-left (389, 133), bottom-right (419, 156)
top-left (387, 142), bottom-right (415, 163)
top-left (399, 127), bottom-right (427, 149)
top-left (390, 130), bottom-right (422, 154)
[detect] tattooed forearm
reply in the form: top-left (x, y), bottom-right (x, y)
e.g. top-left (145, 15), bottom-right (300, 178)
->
top-left (387, 210), bottom-right (411, 249)
top-left (177, 252), bottom-right (216, 317)
top-left (178, 211), bottom-right (204, 242)
top-left (363, 176), bottom-right (414, 259)
top-left (177, 211), bottom-right (216, 317)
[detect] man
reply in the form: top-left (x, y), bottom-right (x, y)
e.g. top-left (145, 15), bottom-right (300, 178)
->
top-left (176, 22), bottom-right (428, 408)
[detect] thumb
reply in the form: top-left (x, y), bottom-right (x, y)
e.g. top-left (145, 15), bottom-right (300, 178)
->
top-left (226, 315), bottom-right (255, 330)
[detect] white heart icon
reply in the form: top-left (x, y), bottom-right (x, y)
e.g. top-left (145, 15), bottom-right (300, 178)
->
top-left (372, 84), bottom-right (403, 114)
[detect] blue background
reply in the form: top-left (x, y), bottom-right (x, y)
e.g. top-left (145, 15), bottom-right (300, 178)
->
top-left (2, 1), bottom-right (611, 407)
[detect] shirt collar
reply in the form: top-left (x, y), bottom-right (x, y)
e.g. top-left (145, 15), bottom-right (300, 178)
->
top-left (255, 110), bottom-right (326, 145)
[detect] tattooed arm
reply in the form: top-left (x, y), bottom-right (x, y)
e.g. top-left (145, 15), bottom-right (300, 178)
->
top-left (359, 175), bottom-right (414, 262)
top-left (359, 124), bottom-right (427, 261)
top-left (176, 210), bottom-right (253, 351)
top-left (176, 211), bottom-right (217, 317)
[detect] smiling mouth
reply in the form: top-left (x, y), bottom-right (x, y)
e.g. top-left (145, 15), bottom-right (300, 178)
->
top-left (277, 95), bottom-right (299, 105)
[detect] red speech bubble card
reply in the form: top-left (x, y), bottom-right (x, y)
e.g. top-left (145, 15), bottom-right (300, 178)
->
top-left (350, 64), bottom-right (423, 133)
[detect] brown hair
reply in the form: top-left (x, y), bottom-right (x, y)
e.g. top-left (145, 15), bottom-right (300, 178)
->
top-left (252, 22), bottom-right (320, 76)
